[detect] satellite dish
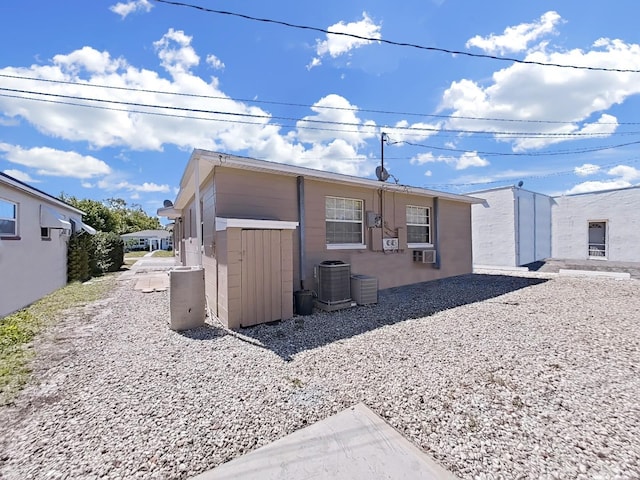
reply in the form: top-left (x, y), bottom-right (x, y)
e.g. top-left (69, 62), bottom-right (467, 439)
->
top-left (163, 199), bottom-right (174, 208)
top-left (517, 181), bottom-right (524, 188)
top-left (375, 166), bottom-right (390, 182)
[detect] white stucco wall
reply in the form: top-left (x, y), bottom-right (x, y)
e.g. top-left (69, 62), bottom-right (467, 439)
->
top-left (471, 188), bottom-right (516, 266)
top-left (0, 184), bottom-right (78, 318)
top-left (552, 187), bottom-right (640, 262)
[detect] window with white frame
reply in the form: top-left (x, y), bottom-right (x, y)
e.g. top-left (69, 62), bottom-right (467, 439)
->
top-left (406, 205), bottom-right (431, 246)
top-left (41, 227), bottom-right (50, 239)
top-left (325, 196), bottom-right (364, 247)
top-left (0, 198), bottom-right (17, 237)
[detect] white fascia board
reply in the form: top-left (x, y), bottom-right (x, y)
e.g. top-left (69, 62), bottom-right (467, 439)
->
top-left (215, 217), bottom-right (299, 231)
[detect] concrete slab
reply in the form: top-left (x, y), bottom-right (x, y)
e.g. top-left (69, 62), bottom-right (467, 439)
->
top-left (133, 273), bottom-right (169, 292)
top-left (191, 403), bottom-right (458, 480)
top-left (558, 269), bottom-right (631, 280)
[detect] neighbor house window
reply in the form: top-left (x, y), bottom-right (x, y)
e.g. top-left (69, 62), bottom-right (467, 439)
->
top-left (325, 196), bottom-right (364, 247)
top-left (0, 198), bottom-right (17, 237)
top-left (41, 227), bottom-right (51, 239)
top-left (406, 205), bottom-right (431, 246)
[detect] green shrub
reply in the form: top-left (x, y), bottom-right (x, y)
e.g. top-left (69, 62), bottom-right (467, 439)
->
top-left (67, 233), bottom-right (91, 282)
top-left (92, 232), bottom-right (124, 274)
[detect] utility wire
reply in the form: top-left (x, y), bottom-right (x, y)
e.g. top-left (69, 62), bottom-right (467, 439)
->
top-left (152, 0), bottom-right (640, 74)
top-left (5, 90), bottom-right (638, 159)
top-left (1, 86), bottom-right (638, 140)
top-left (401, 139), bottom-right (640, 157)
top-left (424, 156), bottom-right (640, 188)
top-left (3, 72), bottom-right (637, 126)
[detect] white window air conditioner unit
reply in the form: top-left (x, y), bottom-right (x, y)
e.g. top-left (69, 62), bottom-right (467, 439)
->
top-left (317, 261), bottom-right (351, 304)
top-left (421, 250), bottom-right (436, 264)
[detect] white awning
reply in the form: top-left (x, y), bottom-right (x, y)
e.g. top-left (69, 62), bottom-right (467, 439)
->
top-left (70, 217), bottom-right (97, 235)
top-left (40, 205), bottom-right (71, 230)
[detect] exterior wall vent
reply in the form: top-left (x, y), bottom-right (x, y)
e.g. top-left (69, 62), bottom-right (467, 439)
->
top-left (317, 261), bottom-right (351, 304)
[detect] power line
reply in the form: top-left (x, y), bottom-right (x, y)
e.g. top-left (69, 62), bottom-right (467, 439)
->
top-left (4, 72), bottom-right (638, 126)
top-left (401, 139), bottom-right (640, 157)
top-left (424, 156), bottom-right (640, 189)
top-left (2, 85), bottom-right (639, 141)
top-left (6, 90), bottom-right (638, 160)
top-left (152, 0), bottom-right (640, 74)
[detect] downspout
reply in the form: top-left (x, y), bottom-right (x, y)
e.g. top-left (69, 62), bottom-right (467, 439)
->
top-left (297, 176), bottom-right (306, 290)
top-left (194, 157), bottom-right (203, 268)
top-left (433, 197), bottom-right (441, 269)
top-left (514, 191), bottom-right (520, 266)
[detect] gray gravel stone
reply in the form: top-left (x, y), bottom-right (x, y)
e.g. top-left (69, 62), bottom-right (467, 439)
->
top-left (0, 272), bottom-right (639, 479)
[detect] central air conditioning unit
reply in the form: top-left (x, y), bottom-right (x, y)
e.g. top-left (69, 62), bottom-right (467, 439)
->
top-left (317, 260), bottom-right (351, 305)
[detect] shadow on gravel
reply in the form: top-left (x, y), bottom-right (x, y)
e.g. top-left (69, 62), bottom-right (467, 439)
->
top-left (238, 274), bottom-right (548, 361)
top-left (177, 323), bottom-right (228, 341)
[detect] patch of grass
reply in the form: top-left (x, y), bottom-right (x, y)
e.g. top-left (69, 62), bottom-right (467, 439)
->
top-left (0, 276), bottom-right (116, 405)
top-left (124, 251), bottom-right (148, 258)
top-left (151, 250), bottom-right (174, 257)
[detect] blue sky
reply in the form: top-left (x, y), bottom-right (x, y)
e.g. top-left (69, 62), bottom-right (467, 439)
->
top-left (2, 1), bottom-right (640, 220)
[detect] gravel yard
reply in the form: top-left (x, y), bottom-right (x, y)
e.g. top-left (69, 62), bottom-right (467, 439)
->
top-left (1, 272), bottom-right (639, 479)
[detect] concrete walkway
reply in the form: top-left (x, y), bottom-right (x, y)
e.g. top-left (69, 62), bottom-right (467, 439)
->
top-left (119, 254), bottom-right (176, 292)
top-left (192, 403), bottom-right (457, 480)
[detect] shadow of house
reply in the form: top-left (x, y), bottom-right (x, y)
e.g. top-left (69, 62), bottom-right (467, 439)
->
top-left (238, 274), bottom-right (548, 361)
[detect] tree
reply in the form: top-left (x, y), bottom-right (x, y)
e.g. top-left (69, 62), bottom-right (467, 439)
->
top-left (59, 194), bottom-right (161, 234)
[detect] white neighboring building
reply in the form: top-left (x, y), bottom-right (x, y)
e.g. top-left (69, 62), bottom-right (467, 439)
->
top-left (120, 229), bottom-right (172, 251)
top-left (470, 184), bottom-right (640, 267)
top-left (552, 186), bottom-right (640, 262)
top-left (470, 186), bottom-right (552, 267)
top-left (0, 172), bottom-right (95, 318)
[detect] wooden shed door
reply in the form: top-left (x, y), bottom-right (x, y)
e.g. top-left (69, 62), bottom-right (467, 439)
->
top-left (241, 230), bottom-right (286, 327)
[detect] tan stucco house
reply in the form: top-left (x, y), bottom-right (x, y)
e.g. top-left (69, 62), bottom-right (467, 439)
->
top-left (0, 172), bottom-right (95, 318)
top-left (159, 150), bottom-right (482, 329)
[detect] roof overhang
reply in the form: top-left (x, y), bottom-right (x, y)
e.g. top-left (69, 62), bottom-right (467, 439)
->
top-left (172, 150), bottom-right (484, 210)
top-left (156, 206), bottom-right (182, 219)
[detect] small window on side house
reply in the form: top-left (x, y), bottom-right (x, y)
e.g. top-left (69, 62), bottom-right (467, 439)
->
top-left (0, 198), bottom-right (17, 237)
top-left (325, 196), bottom-right (364, 248)
top-left (406, 205), bottom-right (431, 246)
top-left (41, 227), bottom-right (51, 239)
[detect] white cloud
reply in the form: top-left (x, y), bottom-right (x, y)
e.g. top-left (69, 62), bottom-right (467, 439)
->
top-left (295, 94), bottom-right (377, 148)
top-left (206, 54), bottom-right (225, 70)
top-left (109, 0), bottom-right (153, 19)
top-left (410, 151), bottom-right (489, 170)
top-left (0, 29), bottom-right (390, 178)
top-left (574, 163), bottom-right (600, 176)
top-left (441, 35), bottom-right (640, 151)
top-left (608, 164), bottom-right (640, 181)
top-left (0, 143), bottom-right (111, 178)
top-left (567, 164), bottom-right (640, 194)
top-left (308, 12), bottom-right (382, 69)
top-left (566, 179), bottom-right (631, 194)
top-left (383, 120), bottom-right (441, 144)
top-left (2, 169), bottom-right (39, 183)
top-left (466, 11), bottom-right (562, 55)
top-left (153, 29), bottom-right (200, 74)
top-left (97, 179), bottom-right (170, 193)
